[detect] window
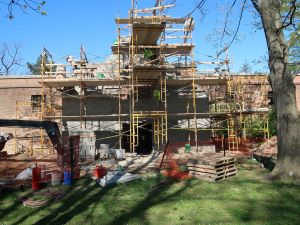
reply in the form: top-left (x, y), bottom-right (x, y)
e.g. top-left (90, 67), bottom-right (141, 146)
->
top-left (31, 95), bottom-right (46, 112)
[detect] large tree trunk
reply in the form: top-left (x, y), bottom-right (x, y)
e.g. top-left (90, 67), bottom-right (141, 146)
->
top-left (253, 0), bottom-right (300, 179)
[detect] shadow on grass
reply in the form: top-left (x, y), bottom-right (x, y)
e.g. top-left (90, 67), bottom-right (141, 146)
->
top-left (0, 187), bottom-right (25, 220)
top-left (9, 178), bottom-right (105, 225)
top-left (253, 154), bottom-right (276, 171)
top-left (106, 174), bottom-right (193, 225)
top-left (33, 172), bottom-right (192, 225)
top-left (222, 172), bottom-right (300, 224)
top-left (2, 160), bottom-right (300, 225)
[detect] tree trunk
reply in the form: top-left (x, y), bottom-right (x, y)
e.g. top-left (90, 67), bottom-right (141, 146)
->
top-left (253, 0), bottom-right (300, 179)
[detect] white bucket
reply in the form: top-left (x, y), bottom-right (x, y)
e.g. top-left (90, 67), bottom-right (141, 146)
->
top-left (116, 149), bottom-right (125, 160)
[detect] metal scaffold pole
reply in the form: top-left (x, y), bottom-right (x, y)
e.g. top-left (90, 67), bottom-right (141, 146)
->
top-left (40, 48), bottom-right (46, 155)
top-left (189, 18), bottom-right (198, 151)
top-left (117, 19), bottom-right (122, 150)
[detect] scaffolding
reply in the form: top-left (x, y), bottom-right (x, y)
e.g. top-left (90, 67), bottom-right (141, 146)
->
top-left (35, 0), bottom-right (271, 157)
top-left (14, 97), bottom-right (58, 156)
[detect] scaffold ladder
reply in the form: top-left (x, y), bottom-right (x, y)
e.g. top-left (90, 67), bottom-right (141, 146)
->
top-left (154, 117), bottom-right (160, 147)
top-left (161, 113), bottom-right (168, 144)
top-left (227, 117), bottom-right (238, 151)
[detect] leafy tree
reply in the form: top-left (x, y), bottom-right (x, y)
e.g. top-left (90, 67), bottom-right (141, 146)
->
top-left (0, 0), bottom-right (46, 19)
top-left (27, 54), bottom-right (54, 75)
top-left (191, 0), bottom-right (300, 179)
top-left (250, 0), bottom-right (300, 179)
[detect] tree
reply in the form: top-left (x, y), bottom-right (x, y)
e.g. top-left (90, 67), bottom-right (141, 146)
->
top-left (189, 0), bottom-right (300, 179)
top-left (27, 54), bottom-right (54, 75)
top-left (240, 60), bottom-right (253, 73)
top-left (0, 0), bottom-right (46, 19)
top-left (0, 43), bottom-right (22, 75)
top-left (250, 0), bottom-right (300, 179)
top-left (289, 45), bottom-right (300, 74)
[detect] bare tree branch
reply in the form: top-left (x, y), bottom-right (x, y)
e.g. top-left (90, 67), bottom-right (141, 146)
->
top-left (278, 0), bottom-right (297, 32)
top-left (220, 0), bottom-right (238, 44)
top-left (183, 0), bottom-right (207, 18)
top-left (0, 43), bottom-right (22, 75)
top-left (217, 0), bottom-right (247, 57)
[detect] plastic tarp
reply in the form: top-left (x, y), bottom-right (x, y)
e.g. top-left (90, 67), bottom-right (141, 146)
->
top-left (15, 168), bottom-right (32, 180)
top-left (98, 171), bottom-right (140, 187)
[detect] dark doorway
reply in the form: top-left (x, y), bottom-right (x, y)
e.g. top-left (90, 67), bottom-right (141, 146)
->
top-left (122, 123), bottom-right (153, 155)
top-left (122, 123), bottom-right (130, 153)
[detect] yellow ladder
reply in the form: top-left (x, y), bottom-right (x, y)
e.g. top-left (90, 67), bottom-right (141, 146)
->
top-left (161, 113), bottom-right (168, 144)
top-left (227, 117), bottom-right (238, 151)
top-left (160, 76), bottom-right (166, 103)
top-left (154, 117), bottom-right (160, 148)
top-left (130, 114), bottom-right (139, 152)
top-left (227, 81), bottom-right (235, 100)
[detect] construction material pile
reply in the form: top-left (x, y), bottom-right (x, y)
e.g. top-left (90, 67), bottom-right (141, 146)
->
top-left (254, 136), bottom-right (277, 157)
top-left (187, 154), bottom-right (237, 182)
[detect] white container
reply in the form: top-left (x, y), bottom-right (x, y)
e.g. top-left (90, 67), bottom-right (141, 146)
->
top-left (100, 144), bottom-right (109, 150)
top-left (99, 148), bottom-right (110, 159)
top-left (116, 149), bottom-right (125, 160)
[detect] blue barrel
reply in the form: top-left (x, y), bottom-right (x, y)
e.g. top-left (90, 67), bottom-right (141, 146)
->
top-left (63, 170), bottom-right (72, 185)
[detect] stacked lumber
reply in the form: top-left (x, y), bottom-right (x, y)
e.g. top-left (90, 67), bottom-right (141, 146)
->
top-left (187, 155), bottom-right (237, 181)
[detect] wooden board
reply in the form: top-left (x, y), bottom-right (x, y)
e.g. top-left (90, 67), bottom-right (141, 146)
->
top-left (187, 163), bottom-right (236, 174)
top-left (41, 79), bottom-right (126, 88)
top-left (132, 23), bottom-right (165, 45)
top-left (111, 44), bottom-right (195, 55)
top-left (189, 167), bottom-right (237, 177)
top-left (187, 161), bottom-right (235, 169)
top-left (188, 156), bottom-right (236, 166)
top-left (189, 168), bottom-right (237, 178)
top-left (191, 171), bottom-right (237, 182)
top-left (116, 17), bottom-right (186, 24)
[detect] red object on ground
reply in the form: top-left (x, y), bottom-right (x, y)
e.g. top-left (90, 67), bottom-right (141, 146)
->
top-left (160, 144), bottom-right (191, 180)
top-left (32, 167), bottom-right (41, 191)
top-left (161, 169), bottom-right (190, 180)
top-left (93, 166), bottom-right (107, 178)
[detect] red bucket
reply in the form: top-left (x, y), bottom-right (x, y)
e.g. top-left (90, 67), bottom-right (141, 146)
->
top-left (93, 166), bottom-right (107, 178)
top-left (32, 167), bottom-right (41, 191)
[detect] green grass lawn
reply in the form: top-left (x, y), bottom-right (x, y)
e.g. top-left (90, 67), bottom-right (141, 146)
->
top-left (1, 160), bottom-right (300, 225)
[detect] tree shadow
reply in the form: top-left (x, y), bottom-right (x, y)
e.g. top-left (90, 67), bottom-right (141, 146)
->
top-left (0, 187), bottom-right (25, 220)
top-left (221, 174), bottom-right (300, 224)
top-left (9, 178), bottom-right (103, 225)
top-left (106, 173), bottom-right (193, 225)
top-left (253, 153), bottom-right (276, 171)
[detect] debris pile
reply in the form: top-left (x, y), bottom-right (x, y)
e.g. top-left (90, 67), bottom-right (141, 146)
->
top-left (254, 136), bottom-right (277, 157)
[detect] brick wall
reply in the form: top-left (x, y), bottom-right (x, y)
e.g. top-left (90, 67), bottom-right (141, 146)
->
top-left (294, 76), bottom-right (300, 112)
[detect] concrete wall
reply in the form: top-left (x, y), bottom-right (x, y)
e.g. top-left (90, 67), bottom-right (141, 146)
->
top-left (62, 87), bottom-right (208, 117)
top-left (61, 87), bottom-right (211, 150)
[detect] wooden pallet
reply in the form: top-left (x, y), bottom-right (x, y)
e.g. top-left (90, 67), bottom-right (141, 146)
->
top-left (191, 170), bottom-right (237, 182)
top-left (187, 155), bottom-right (237, 182)
top-left (188, 164), bottom-right (236, 175)
top-left (188, 156), bottom-right (236, 166)
top-left (187, 161), bottom-right (235, 169)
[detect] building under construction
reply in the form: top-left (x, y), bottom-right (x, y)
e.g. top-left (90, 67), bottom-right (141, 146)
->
top-left (2, 1), bottom-right (300, 168)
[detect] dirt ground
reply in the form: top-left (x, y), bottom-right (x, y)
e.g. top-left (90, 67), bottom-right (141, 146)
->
top-left (0, 153), bottom-right (60, 179)
top-left (0, 137), bottom-right (277, 181)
